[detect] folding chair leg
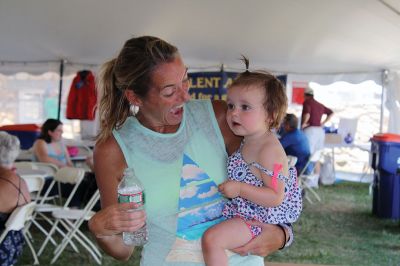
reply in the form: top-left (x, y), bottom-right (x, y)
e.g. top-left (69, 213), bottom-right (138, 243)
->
top-left (37, 218), bottom-right (80, 256)
top-left (309, 188), bottom-right (321, 202)
top-left (53, 219), bottom-right (83, 255)
top-left (52, 191), bottom-right (102, 264)
top-left (305, 192), bottom-right (314, 204)
top-left (23, 232), bottom-right (40, 265)
top-left (307, 186), bottom-right (321, 202)
top-left (52, 218), bottom-right (102, 264)
top-left (31, 219), bottom-right (58, 246)
top-left (73, 224), bottom-right (102, 259)
top-left (37, 219), bottom-right (59, 256)
top-left (51, 222), bottom-right (102, 265)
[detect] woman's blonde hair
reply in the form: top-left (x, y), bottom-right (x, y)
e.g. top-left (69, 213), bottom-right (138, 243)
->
top-left (96, 36), bottom-right (178, 143)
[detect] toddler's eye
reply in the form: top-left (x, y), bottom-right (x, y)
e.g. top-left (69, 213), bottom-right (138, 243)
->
top-left (241, 105), bottom-right (251, 111)
top-left (227, 103), bottom-right (234, 110)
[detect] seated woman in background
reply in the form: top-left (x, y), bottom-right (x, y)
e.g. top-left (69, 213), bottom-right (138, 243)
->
top-left (0, 131), bottom-right (31, 266)
top-left (32, 119), bottom-right (98, 208)
top-left (32, 119), bottom-right (86, 207)
top-left (32, 118), bottom-right (73, 168)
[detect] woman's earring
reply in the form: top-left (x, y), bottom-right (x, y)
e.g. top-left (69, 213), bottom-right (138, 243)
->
top-left (130, 104), bottom-right (139, 116)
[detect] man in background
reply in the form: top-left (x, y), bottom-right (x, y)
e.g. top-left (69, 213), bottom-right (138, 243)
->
top-left (301, 86), bottom-right (333, 173)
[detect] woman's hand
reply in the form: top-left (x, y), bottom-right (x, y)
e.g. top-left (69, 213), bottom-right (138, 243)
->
top-left (218, 180), bottom-right (241, 198)
top-left (231, 221), bottom-right (286, 257)
top-left (89, 201), bottom-right (147, 239)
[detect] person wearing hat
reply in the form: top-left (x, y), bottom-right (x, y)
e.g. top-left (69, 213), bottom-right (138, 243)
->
top-left (301, 86), bottom-right (333, 171)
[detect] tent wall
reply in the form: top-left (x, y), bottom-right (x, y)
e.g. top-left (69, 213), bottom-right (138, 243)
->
top-left (385, 71), bottom-right (400, 134)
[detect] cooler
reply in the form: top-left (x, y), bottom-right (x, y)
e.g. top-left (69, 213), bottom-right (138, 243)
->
top-left (0, 124), bottom-right (41, 149)
top-left (370, 133), bottom-right (400, 219)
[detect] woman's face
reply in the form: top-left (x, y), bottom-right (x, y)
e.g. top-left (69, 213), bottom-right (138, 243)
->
top-left (48, 124), bottom-right (63, 142)
top-left (136, 56), bottom-right (191, 132)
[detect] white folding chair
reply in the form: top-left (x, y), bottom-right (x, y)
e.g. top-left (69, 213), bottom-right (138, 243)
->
top-left (49, 190), bottom-right (102, 264)
top-left (15, 147), bottom-right (33, 162)
top-left (23, 175), bottom-right (45, 203)
top-left (298, 151), bottom-right (322, 204)
top-left (77, 145), bottom-right (92, 156)
top-left (15, 162), bottom-right (58, 176)
top-left (15, 162), bottom-right (59, 204)
top-left (22, 174), bottom-right (57, 250)
top-left (287, 155), bottom-right (298, 168)
top-left (36, 167), bottom-right (86, 256)
top-left (72, 144), bottom-right (92, 170)
top-left (0, 202), bottom-right (39, 265)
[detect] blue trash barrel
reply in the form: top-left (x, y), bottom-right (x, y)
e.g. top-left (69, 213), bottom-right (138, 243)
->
top-left (370, 133), bottom-right (400, 219)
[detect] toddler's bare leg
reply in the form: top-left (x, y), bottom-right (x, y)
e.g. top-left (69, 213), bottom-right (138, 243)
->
top-left (202, 217), bottom-right (252, 266)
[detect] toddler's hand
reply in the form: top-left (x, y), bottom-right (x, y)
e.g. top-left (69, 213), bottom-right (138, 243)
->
top-left (218, 180), bottom-right (241, 198)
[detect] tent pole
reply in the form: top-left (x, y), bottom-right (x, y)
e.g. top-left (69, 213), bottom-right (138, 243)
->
top-left (379, 70), bottom-right (387, 133)
top-left (57, 60), bottom-right (64, 120)
top-left (219, 64), bottom-right (224, 100)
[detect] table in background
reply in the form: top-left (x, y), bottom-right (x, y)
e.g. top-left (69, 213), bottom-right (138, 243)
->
top-left (324, 133), bottom-right (371, 180)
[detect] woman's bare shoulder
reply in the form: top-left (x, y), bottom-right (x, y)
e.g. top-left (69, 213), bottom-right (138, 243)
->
top-left (0, 167), bottom-right (16, 182)
top-left (93, 136), bottom-right (126, 207)
top-left (94, 136), bottom-right (121, 156)
top-left (94, 136), bottom-right (126, 179)
top-left (0, 168), bottom-right (27, 193)
top-left (32, 139), bottom-right (46, 149)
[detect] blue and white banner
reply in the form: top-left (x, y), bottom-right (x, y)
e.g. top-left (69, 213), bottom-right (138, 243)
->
top-left (188, 71), bottom-right (287, 100)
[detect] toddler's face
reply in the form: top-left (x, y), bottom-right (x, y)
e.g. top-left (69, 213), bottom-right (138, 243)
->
top-left (226, 85), bottom-right (269, 137)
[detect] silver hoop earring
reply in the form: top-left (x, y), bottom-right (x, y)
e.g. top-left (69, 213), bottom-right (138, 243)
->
top-left (130, 104), bottom-right (139, 116)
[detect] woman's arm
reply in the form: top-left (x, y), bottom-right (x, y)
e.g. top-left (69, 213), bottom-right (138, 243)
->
top-left (232, 222), bottom-right (289, 256)
top-left (88, 136), bottom-right (146, 261)
top-left (62, 143), bottom-right (73, 167)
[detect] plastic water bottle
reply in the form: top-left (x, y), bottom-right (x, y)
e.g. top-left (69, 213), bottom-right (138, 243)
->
top-left (117, 168), bottom-right (148, 246)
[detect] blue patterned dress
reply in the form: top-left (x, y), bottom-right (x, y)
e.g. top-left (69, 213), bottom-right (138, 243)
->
top-left (222, 144), bottom-right (302, 237)
top-left (0, 173), bottom-right (27, 266)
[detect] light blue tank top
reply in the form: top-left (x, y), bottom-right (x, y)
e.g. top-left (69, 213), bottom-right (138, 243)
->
top-left (32, 141), bottom-right (68, 164)
top-left (113, 100), bottom-right (263, 266)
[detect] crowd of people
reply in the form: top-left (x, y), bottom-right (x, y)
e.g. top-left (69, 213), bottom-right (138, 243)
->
top-left (0, 119), bottom-right (98, 265)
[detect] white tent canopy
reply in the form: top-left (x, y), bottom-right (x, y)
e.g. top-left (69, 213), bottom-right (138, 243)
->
top-left (1, 0), bottom-right (400, 132)
top-left (1, 0), bottom-right (400, 74)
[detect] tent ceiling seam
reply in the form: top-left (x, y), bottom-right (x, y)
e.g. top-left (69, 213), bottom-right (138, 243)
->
top-left (378, 0), bottom-right (400, 16)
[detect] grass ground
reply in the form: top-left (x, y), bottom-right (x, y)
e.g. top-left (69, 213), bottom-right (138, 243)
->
top-left (16, 182), bottom-right (400, 266)
top-left (267, 182), bottom-right (400, 266)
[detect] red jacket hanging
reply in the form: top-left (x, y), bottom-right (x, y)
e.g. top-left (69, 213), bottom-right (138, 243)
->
top-left (66, 70), bottom-right (97, 120)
